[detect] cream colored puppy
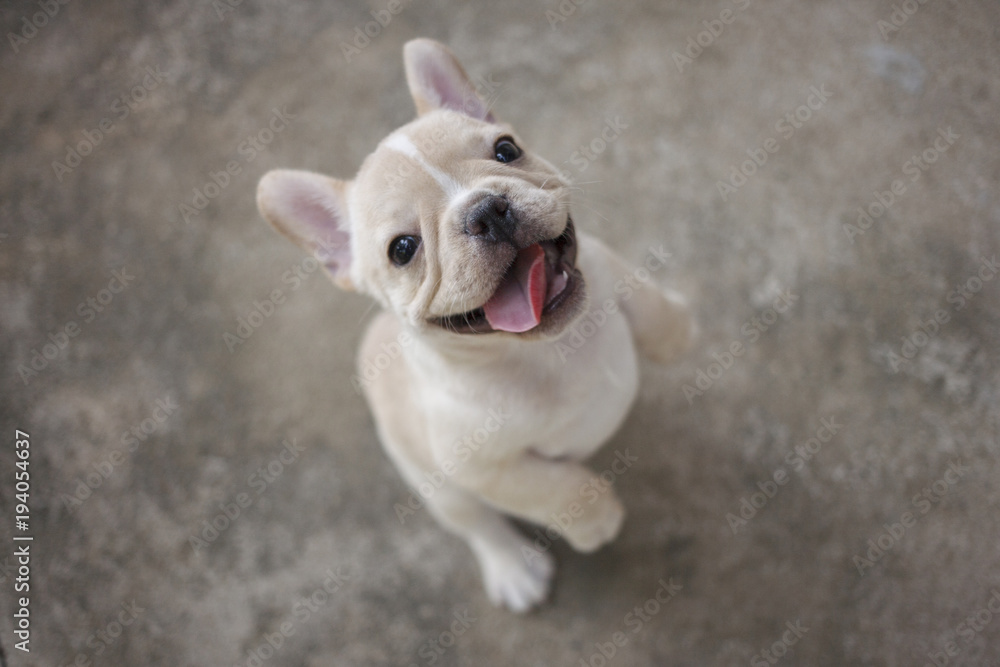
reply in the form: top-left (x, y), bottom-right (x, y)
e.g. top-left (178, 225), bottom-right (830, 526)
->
top-left (257, 38), bottom-right (693, 612)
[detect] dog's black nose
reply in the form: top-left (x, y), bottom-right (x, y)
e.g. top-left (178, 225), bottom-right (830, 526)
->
top-left (465, 195), bottom-right (516, 243)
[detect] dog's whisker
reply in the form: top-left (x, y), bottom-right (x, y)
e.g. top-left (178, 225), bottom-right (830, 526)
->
top-left (358, 299), bottom-right (379, 325)
top-left (573, 199), bottom-right (612, 224)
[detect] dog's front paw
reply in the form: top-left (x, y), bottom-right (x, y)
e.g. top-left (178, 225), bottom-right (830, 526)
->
top-left (563, 493), bottom-right (625, 553)
top-left (477, 540), bottom-right (554, 613)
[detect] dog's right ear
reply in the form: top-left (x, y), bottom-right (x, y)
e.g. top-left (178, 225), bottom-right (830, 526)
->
top-left (257, 169), bottom-right (355, 291)
top-left (403, 38), bottom-right (495, 122)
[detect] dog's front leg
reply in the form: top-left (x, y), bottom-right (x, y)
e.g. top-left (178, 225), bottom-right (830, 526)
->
top-left (455, 452), bottom-right (625, 553)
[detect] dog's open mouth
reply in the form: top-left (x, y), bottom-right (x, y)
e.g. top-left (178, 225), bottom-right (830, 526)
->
top-left (432, 219), bottom-right (579, 334)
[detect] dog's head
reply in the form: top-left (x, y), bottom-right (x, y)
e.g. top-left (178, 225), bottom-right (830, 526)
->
top-left (257, 38), bottom-right (586, 340)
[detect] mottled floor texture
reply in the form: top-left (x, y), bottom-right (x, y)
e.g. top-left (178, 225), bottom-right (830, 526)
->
top-left (2, 1), bottom-right (999, 665)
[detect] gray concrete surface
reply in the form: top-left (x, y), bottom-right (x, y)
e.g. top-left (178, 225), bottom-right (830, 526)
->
top-left (2, 1), bottom-right (999, 665)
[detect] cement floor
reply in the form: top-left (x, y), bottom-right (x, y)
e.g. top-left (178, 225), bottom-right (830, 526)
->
top-left (1, 1), bottom-right (999, 665)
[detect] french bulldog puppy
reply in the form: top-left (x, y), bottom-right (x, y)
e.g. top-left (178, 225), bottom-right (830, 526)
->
top-left (257, 38), bottom-right (693, 612)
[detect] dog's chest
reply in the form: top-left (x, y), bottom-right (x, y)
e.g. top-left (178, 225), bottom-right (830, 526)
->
top-left (501, 309), bottom-right (640, 460)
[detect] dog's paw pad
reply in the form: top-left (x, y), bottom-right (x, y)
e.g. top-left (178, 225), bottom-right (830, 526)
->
top-left (480, 546), bottom-right (554, 613)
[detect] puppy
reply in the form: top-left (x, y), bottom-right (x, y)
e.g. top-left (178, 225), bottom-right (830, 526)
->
top-left (257, 38), bottom-right (693, 612)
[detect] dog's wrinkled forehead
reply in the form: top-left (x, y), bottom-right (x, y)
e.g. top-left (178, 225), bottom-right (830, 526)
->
top-left (355, 111), bottom-right (501, 207)
top-left (381, 129), bottom-right (463, 197)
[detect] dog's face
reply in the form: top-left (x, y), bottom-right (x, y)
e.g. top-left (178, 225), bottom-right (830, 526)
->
top-left (349, 109), bottom-right (585, 338)
top-left (258, 39), bottom-right (587, 340)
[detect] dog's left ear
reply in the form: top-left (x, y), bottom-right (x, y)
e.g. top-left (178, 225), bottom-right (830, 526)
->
top-left (257, 169), bottom-right (355, 291)
top-left (403, 38), bottom-right (495, 122)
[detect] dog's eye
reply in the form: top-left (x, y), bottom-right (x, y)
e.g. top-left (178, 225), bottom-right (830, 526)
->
top-left (493, 137), bottom-right (522, 163)
top-left (388, 235), bottom-right (420, 266)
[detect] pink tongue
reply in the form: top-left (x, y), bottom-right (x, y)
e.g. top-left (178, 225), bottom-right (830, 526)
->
top-left (483, 244), bottom-right (548, 333)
